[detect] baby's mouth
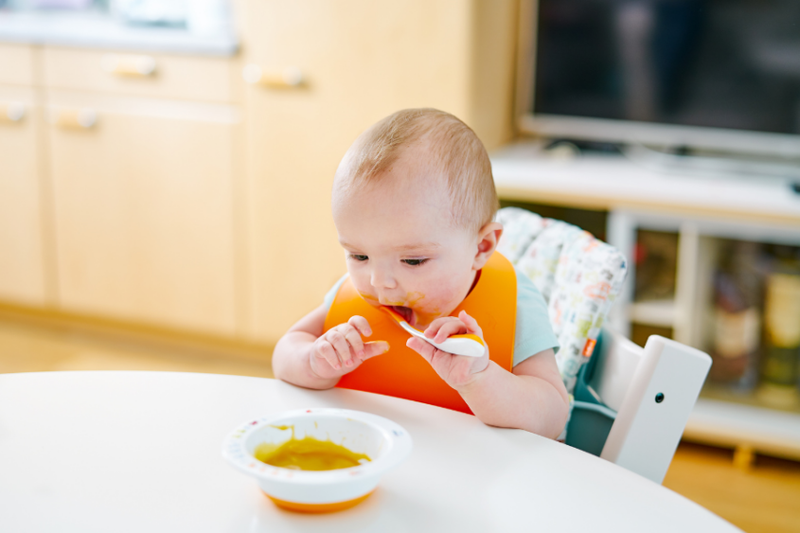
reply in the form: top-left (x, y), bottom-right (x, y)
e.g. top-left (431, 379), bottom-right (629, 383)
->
top-left (386, 305), bottom-right (414, 325)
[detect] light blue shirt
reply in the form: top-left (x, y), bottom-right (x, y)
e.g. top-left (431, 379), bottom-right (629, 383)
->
top-left (322, 267), bottom-right (559, 367)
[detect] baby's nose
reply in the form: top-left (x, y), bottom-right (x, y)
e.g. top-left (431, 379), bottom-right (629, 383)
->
top-left (370, 268), bottom-right (397, 290)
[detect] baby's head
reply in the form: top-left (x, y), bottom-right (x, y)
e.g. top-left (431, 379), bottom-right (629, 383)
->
top-left (332, 108), bottom-right (502, 328)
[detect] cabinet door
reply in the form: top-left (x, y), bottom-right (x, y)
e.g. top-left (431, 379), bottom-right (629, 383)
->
top-left (47, 91), bottom-right (240, 336)
top-left (0, 86), bottom-right (49, 306)
top-left (0, 44), bottom-right (35, 86)
top-left (243, 0), bottom-right (474, 342)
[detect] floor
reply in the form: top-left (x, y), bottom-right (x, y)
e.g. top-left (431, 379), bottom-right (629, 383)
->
top-left (2, 318), bottom-right (799, 533)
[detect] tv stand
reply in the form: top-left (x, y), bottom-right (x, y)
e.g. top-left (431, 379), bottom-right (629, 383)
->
top-left (540, 137), bottom-right (800, 183)
top-left (620, 142), bottom-right (800, 183)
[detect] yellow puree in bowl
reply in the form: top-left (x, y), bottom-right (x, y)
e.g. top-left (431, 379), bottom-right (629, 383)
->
top-left (254, 436), bottom-right (371, 471)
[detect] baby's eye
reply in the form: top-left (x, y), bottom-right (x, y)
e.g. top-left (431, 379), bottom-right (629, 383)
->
top-left (402, 258), bottom-right (429, 266)
top-left (349, 254), bottom-right (369, 262)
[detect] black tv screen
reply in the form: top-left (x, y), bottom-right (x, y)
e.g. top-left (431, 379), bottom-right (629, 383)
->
top-left (533, 0), bottom-right (800, 136)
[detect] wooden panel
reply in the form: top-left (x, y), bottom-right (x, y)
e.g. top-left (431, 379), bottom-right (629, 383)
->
top-left (242, 0), bottom-right (474, 342)
top-left (0, 86), bottom-right (48, 306)
top-left (470, 0), bottom-right (519, 151)
top-left (42, 47), bottom-right (235, 103)
top-left (0, 43), bottom-right (35, 86)
top-left (47, 91), bottom-right (240, 335)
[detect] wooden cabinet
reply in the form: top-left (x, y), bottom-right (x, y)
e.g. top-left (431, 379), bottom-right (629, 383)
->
top-left (45, 90), bottom-right (240, 335)
top-left (0, 84), bottom-right (50, 306)
top-left (0, 2), bottom-right (517, 343)
top-left (241, 0), bottom-right (518, 342)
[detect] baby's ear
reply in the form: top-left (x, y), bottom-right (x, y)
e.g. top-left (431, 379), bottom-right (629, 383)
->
top-left (473, 222), bottom-right (503, 269)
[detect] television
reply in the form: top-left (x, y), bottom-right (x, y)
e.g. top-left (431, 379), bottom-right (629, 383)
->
top-left (518, 0), bottom-right (800, 159)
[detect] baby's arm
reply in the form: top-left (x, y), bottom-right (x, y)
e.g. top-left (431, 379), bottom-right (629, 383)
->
top-left (458, 349), bottom-right (569, 439)
top-left (408, 312), bottom-right (569, 438)
top-left (272, 304), bottom-right (389, 390)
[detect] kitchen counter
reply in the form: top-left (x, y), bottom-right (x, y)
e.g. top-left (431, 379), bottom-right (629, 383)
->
top-left (0, 10), bottom-right (238, 56)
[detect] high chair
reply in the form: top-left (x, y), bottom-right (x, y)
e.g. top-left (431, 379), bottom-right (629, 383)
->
top-left (496, 207), bottom-right (712, 484)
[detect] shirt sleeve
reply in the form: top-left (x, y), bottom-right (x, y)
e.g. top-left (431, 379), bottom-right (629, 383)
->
top-left (323, 273), bottom-right (349, 311)
top-left (513, 268), bottom-right (560, 367)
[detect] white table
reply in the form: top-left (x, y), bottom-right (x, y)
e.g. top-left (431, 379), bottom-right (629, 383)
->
top-left (0, 371), bottom-right (739, 532)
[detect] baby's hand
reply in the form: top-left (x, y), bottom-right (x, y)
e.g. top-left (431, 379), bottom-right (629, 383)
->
top-left (406, 310), bottom-right (489, 389)
top-left (309, 316), bottom-right (389, 381)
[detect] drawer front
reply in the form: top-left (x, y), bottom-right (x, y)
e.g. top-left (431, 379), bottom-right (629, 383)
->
top-left (0, 44), bottom-right (35, 86)
top-left (42, 47), bottom-right (234, 103)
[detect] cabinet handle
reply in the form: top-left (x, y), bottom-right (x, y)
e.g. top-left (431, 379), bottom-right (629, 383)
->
top-left (1, 102), bottom-right (25, 123)
top-left (53, 108), bottom-right (97, 130)
top-left (242, 65), bottom-right (303, 88)
top-left (101, 53), bottom-right (157, 77)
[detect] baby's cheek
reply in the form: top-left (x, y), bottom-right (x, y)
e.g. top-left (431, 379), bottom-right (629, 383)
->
top-left (349, 276), bottom-right (377, 302)
top-left (415, 283), bottom-right (459, 317)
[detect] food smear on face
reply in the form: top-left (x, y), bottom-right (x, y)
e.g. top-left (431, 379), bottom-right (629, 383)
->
top-left (254, 436), bottom-right (371, 471)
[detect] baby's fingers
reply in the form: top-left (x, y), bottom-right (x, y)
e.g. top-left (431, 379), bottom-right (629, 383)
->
top-left (341, 326), bottom-right (365, 359)
top-left (407, 337), bottom-right (436, 363)
top-left (424, 316), bottom-right (461, 339)
top-left (348, 315), bottom-right (372, 337)
top-left (327, 329), bottom-right (356, 367)
top-left (315, 340), bottom-right (342, 371)
top-left (458, 310), bottom-right (483, 336)
top-left (432, 319), bottom-right (467, 343)
top-left (361, 341), bottom-right (390, 360)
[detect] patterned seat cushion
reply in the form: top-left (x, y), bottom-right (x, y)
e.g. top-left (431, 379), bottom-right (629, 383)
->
top-left (497, 207), bottom-right (628, 393)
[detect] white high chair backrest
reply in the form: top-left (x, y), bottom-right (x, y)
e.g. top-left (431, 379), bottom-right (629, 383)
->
top-left (594, 330), bottom-right (711, 484)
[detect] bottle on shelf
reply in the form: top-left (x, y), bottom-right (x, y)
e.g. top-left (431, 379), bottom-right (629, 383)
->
top-left (633, 230), bottom-right (678, 302)
top-left (708, 240), bottom-right (763, 391)
top-left (758, 245), bottom-right (800, 408)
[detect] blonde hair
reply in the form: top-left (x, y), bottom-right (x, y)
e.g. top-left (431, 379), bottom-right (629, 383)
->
top-left (334, 108), bottom-right (498, 232)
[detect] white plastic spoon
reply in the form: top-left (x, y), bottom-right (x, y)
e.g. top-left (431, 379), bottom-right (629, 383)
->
top-left (381, 307), bottom-right (485, 358)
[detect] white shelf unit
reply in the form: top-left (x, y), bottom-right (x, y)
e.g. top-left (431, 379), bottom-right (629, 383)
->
top-left (628, 299), bottom-right (676, 328)
top-left (607, 212), bottom-right (800, 339)
top-left (606, 209), bottom-right (800, 460)
top-left (491, 141), bottom-right (800, 460)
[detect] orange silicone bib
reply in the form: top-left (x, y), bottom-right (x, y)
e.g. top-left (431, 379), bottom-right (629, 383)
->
top-left (323, 252), bottom-right (517, 414)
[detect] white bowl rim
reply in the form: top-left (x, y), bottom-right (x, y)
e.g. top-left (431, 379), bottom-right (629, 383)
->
top-left (221, 407), bottom-right (413, 485)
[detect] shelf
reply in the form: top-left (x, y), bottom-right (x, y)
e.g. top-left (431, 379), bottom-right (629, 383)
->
top-left (629, 299), bottom-right (675, 327)
top-left (684, 398), bottom-right (800, 461)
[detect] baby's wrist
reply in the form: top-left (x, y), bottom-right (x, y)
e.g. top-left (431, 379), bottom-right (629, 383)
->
top-left (453, 359), bottom-right (492, 393)
top-left (307, 346), bottom-right (337, 381)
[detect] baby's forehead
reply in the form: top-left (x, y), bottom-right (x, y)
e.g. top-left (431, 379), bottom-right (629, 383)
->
top-left (338, 168), bottom-right (452, 214)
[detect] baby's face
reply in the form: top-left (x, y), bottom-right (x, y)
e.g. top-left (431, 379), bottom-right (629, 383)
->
top-left (332, 159), bottom-right (480, 329)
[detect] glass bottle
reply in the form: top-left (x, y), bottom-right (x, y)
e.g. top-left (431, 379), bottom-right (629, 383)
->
top-left (758, 245), bottom-right (800, 408)
top-left (708, 240), bottom-right (763, 391)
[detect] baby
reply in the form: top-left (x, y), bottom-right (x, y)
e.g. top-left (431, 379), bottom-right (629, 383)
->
top-left (272, 108), bottom-right (569, 438)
